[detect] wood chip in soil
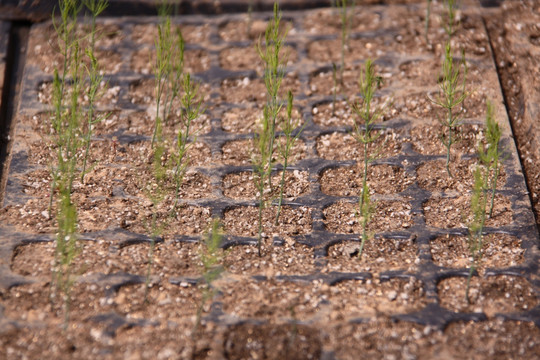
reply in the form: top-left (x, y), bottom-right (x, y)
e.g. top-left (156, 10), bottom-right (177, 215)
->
top-left (223, 170), bottom-right (309, 200)
top-left (324, 199), bottom-right (413, 233)
top-left (423, 194), bottom-right (513, 228)
top-left (320, 164), bottom-right (415, 196)
top-left (430, 234), bottom-right (524, 270)
top-left (438, 275), bottom-right (538, 317)
top-left (316, 130), bottom-right (402, 161)
top-left (324, 236), bottom-right (418, 274)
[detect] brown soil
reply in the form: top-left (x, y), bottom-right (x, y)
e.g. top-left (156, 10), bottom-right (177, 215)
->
top-left (221, 138), bottom-right (306, 166)
top-left (417, 158), bottom-right (507, 192)
top-left (316, 130), bottom-right (402, 161)
top-left (221, 105), bottom-right (303, 134)
top-left (131, 47), bottom-right (211, 75)
top-left (223, 205), bottom-right (312, 237)
top-left (219, 73), bottom-right (300, 104)
top-left (320, 164), bottom-right (415, 196)
top-left (430, 233), bottom-right (524, 270)
top-left (223, 170), bottom-right (310, 200)
top-left (325, 235), bottom-right (418, 274)
top-left (219, 45), bottom-right (298, 74)
top-left (324, 199), bottom-right (414, 233)
top-left (1, 2), bottom-right (539, 359)
top-left (423, 195), bottom-right (513, 228)
top-left (438, 275), bottom-right (538, 316)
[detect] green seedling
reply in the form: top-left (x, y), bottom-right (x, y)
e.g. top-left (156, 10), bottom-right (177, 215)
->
top-left (350, 59), bottom-right (387, 258)
top-left (336, 0), bottom-right (354, 84)
top-left (54, 192), bottom-right (80, 329)
top-left (48, 0), bottom-right (82, 216)
top-left (444, 0), bottom-right (458, 39)
top-left (80, 0), bottom-right (109, 182)
top-left (252, 105), bottom-right (276, 257)
top-left (429, 42), bottom-right (468, 177)
top-left (194, 218), bottom-right (226, 335)
top-left (152, 3), bottom-right (185, 148)
top-left (256, 1), bottom-right (289, 190)
top-left (145, 3), bottom-right (190, 300)
top-left (143, 189), bottom-right (166, 304)
top-left (466, 165), bottom-right (488, 303)
top-left (253, 2), bottom-right (289, 255)
top-left (172, 73), bottom-right (204, 211)
top-left (275, 90), bottom-right (304, 224)
top-left (49, 0), bottom-right (88, 329)
top-left (357, 182), bottom-right (375, 257)
top-left (478, 101), bottom-right (503, 218)
top-left (465, 101), bottom-right (505, 302)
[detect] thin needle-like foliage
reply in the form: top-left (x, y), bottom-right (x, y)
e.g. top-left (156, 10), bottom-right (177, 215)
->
top-left (350, 59), bottom-right (388, 258)
top-left (429, 43), bottom-right (468, 177)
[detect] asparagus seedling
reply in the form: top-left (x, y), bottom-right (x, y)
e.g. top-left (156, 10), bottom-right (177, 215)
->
top-left (49, 0), bottom-right (86, 329)
top-left (80, 0), bottom-right (109, 182)
top-left (350, 59), bottom-right (388, 258)
top-left (143, 190), bottom-right (165, 304)
top-left (478, 101), bottom-right (503, 218)
top-left (275, 91), bottom-right (304, 224)
top-left (444, 0), bottom-right (457, 39)
top-left (172, 73), bottom-right (204, 211)
top-left (253, 2), bottom-right (289, 255)
top-left (152, 4), bottom-right (185, 148)
top-left (256, 2), bottom-right (288, 190)
top-left (336, 0), bottom-right (354, 85)
top-left (429, 43), bottom-right (468, 177)
top-left (48, 0), bottom-right (82, 216)
top-left (252, 105), bottom-right (276, 257)
top-left (194, 218), bottom-right (226, 335)
top-left (466, 166), bottom-right (488, 303)
top-left (357, 182), bottom-right (375, 257)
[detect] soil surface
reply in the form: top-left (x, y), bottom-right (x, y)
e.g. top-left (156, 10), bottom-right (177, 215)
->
top-left (1, 1), bottom-right (540, 359)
